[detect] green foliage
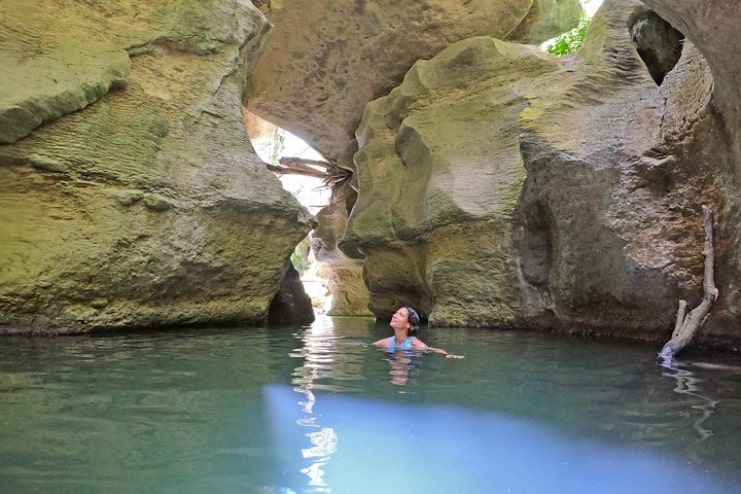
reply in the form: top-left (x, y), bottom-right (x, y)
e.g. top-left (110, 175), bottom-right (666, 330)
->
top-left (290, 236), bottom-right (312, 277)
top-left (545, 16), bottom-right (591, 57)
top-left (291, 247), bottom-right (309, 277)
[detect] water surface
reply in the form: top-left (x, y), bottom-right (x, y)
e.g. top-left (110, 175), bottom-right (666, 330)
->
top-left (2, 316), bottom-right (741, 493)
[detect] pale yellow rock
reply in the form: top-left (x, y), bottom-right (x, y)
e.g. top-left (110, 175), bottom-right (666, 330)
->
top-left (0, 0), bottom-right (313, 334)
top-left (343, 37), bottom-right (562, 326)
top-left (245, 0), bottom-right (581, 160)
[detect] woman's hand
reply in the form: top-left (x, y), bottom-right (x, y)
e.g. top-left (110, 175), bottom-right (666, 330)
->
top-left (419, 342), bottom-right (464, 359)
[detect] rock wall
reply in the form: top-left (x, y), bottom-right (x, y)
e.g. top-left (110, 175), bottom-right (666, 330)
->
top-left (339, 0), bottom-right (741, 348)
top-left (0, 0), bottom-right (313, 334)
top-left (4, 0), bottom-right (741, 348)
top-left (637, 0), bottom-right (741, 348)
top-left (517, 0), bottom-right (741, 346)
top-left (245, 0), bottom-right (582, 160)
top-left (517, 1), bottom-right (714, 338)
top-left (343, 37), bottom-right (562, 326)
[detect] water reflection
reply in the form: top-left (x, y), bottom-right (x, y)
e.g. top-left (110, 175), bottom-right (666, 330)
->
top-left (661, 361), bottom-right (719, 462)
top-left (385, 352), bottom-right (422, 387)
top-left (300, 426), bottom-right (337, 490)
top-left (3, 321), bottom-right (741, 493)
top-left (290, 317), bottom-right (340, 492)
top-left (286, 317), bottom-right (427, 490)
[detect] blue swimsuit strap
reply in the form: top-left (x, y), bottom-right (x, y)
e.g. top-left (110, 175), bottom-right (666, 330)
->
top-left (388, 336), bottom-right (416, 351)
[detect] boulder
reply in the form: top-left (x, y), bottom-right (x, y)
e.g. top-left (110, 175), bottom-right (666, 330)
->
top-left (0, 0), bottom-right (313, 334)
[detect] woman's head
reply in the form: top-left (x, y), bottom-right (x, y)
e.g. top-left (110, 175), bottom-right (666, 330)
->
top-left (390, 306), bottom-right (420, 334)
top-left (405, 306), bottom-right (420, 332)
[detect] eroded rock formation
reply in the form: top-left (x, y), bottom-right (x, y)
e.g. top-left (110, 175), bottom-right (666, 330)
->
top-left (245, 0), bottom-right (582, 159)
top-left (3, 0), bottom-right (741, 350)
top-left (517, 1), bottom-right (713, 338)
top-left (342, 36), bottom-right (562, 326)
top-left (325, 0), bottom-right (741, 348)
top-left (0, 0), bottom-right (314, 334)
top-left (519, 0), bottom-right (741, 346)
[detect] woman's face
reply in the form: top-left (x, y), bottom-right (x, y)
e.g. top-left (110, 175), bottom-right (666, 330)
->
top-left (390, 307), bottom-right (410, 331)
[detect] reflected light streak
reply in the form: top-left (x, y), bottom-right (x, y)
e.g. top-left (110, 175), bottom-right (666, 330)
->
top-left (290, 318), bottom-right (339, 491)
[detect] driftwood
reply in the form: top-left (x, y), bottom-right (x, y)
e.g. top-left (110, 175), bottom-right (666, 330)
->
top-left (267, 157), bottom-right (353, 189)
top-left (267, 158), bottom-right (329, 179)
top-left (658, 206), bottom-right (718, 364)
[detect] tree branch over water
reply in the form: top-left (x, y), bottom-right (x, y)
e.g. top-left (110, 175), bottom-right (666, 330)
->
top-left (658, 206), bottom-right (718, 364)
top-left (267, 157), bottom-right (353, 189)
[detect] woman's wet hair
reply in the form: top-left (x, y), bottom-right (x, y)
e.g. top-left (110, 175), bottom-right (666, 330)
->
top-left (404, 306), bottom-right (420, 333)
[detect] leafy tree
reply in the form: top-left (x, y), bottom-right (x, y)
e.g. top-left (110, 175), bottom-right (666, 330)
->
top-left (545, 16), bottom-right (591, 56)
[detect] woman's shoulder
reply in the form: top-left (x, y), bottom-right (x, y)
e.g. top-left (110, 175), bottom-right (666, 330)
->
top-left (409, 336), bottom-right (427, 349)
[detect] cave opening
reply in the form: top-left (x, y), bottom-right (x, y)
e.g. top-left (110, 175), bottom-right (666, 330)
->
top-left (629, 10), bottom-right (685, 86)
top-left (243, 109), bottom-right (334, 315)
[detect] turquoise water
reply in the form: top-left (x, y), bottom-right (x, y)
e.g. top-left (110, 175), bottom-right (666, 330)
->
top-left (2, 315), bottom-right (741, 494)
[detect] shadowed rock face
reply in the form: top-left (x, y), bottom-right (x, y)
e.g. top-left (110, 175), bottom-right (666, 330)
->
top-left (269, 264), bottom-right (315, 326)
top-left (245, 0), bottom-right (582, 160)
top-left (516, 0), bottom-right (741, 345)
top-left (0, 0), bottom-right (314, 334)
top-left (335, 0), bottom-right (741, 347)
top-left (629, 10), bottom-right (684, 85)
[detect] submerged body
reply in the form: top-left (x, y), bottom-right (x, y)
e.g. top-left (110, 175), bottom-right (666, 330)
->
top-left (387, 335), bottom-right (418, 352)
top-left (374, 307), bottom-right (464, 359)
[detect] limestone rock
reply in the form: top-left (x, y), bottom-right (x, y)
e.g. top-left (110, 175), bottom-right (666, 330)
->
top-left (0, 0), bottom-right (313, 334)
top-left (640, 0), bottom-right (741, 129)
top-left (509, 0), bottom-right (586, 44)
top-left (245, 0), bottom-right (581, 160)
top-left (637, 0), bottom-right (741, 346)
top-left (313, 184), bottom-right (372, 317)
top-left (341, 0), bottom-right (741, 347)
top-left (343, 36), bottom-right (563, 326)
top-left (516, 0), bottom-right (741, 347)
top-left (0, 40), bottom-right (130, 144)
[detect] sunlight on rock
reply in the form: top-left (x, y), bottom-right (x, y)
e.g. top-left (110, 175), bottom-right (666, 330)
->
top-left (244, 109), bottom-right (333, 312)
top-left (581, 0), bottom-right (604, 16)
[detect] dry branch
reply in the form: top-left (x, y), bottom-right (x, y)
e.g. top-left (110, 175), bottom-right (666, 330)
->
top-left (658, 206), bottom-right (717, 364)
top-left (266, 157), bottom-right (353, 189)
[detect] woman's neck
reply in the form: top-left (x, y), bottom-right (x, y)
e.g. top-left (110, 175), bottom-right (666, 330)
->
top-left (393, 329), bottom-right (409, 343)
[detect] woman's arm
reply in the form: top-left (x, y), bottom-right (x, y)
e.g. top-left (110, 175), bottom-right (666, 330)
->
top-left (374, 336), bottom-right (391, 347)
top-left (412, 338), bottom-right (465, 359)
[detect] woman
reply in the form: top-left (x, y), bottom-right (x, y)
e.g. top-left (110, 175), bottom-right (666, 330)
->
top-left (374, 306), bottom-right (464, 359)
